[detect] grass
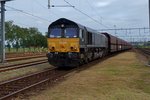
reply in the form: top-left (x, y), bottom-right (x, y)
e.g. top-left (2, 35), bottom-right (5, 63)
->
top-left (25, 51), bottom-right (150, 100)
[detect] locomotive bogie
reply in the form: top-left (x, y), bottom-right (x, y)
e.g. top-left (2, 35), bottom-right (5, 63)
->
top-left (47, 52), bottom-right (80, 67)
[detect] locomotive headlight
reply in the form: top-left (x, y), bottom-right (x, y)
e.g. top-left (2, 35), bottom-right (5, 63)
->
top-left (74, 47), bottom-right (77, 50)
top-left (52, 47), bottom-right (55, 50)
top-left (61, 24), bottom-right (64, 28)
top-left (49, 46), bottom-right (55, 51)
top-left (70, 47), bottom-right (74, 50)
top-left (70, 46), bottom-right (77, 51)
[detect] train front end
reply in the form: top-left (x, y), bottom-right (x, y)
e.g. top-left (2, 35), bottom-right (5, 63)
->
top-left (47, 18), bottom-right (80, 67)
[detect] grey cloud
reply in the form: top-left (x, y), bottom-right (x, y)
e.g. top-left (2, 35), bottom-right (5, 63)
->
top-left (5, 0), bottom-right (148, 33)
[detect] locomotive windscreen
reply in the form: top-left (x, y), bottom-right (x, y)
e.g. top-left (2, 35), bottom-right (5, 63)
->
top-left (64, 28), bottom-right (77, 38)
top-left (50, 28), bottom-right (61, 38)
top-left (49, 27), bottom-right (77, 38)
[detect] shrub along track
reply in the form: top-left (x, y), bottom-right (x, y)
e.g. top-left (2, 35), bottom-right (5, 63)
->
top-left (0, 51), bottom-right (126, 100)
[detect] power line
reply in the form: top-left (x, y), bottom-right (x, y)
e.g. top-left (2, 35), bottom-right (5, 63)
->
top-left (99, 27), bottom-right (150, 31)
top-left (35, 0), bottom-right (47, 9)
top-left (34, 0), bottom-right (60, 18)
top-left (63, 0), bottom-right (110, 29)
top-left (6, 6), bottom-right (50, 23)
top-left (86, 0), bottom-right (103, 19)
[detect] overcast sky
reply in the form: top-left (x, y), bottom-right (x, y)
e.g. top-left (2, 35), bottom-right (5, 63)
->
top-left (5, 0), bottom-right (149, 34)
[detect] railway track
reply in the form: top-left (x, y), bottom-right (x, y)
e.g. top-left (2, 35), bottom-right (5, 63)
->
top-left (137, 48), bottom-right (150, 57)
top-left (6, 55), bottom-right (46, 62)
top-left (0, 68), bottom-right (69, 100)
top-left (0, 59), bottom-right (48, 72)
top-left (6, 52), bottom-right (46, 58)
top-left (136, 48), bottom-right (150, 65)
top-left (0, 52), bottom-right (122, 100)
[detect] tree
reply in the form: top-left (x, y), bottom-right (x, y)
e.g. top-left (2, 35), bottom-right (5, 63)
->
top-left (5, 21), bottom-right (47, 53)
top-left (12, 25), bottom-right (23, 51)
top-left (20, 28), bottom-right (29, 52)
top-left (5, 21), bottom-right (14, 52)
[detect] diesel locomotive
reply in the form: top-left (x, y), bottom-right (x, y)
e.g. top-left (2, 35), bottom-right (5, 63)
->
top-left (47, 18), bottom-right (131, 67)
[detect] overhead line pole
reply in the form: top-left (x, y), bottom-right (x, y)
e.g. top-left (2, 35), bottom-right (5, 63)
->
top-left (0, 1), bottom-right (6, 63)
top-left (0, 0), bottom-right (12, 63)
top-left (48, 0), bottom-right (50, 9)
top-left (149, 0), bottom-right (150, 29)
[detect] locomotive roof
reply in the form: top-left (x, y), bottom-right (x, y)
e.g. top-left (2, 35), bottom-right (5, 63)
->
top-left (49, 18), bottom-right (85, 29)
top-left (49, 18), bottom-right (99, 34)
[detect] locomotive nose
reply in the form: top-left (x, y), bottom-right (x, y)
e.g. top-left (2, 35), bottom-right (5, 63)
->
top-left (60, 44), bottom-right (65, 48)
top-left (60, 43), bottom-right (68, 52)
top-left (48, 38), bottom-right (79, 52)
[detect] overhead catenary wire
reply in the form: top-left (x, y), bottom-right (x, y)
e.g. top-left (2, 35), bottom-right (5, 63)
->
top-left (63, 0), bottom-right (110, 29)
top-left (86, 0), bottom-right (104, 23)
top-left (35, 0), bottom-right (47, 9)
top-left (13, 22), bottom-right (31, 28)
top-left (6, 5), bottom-right (50, 23)
top-left (34, 0), bottom-right (59, 17)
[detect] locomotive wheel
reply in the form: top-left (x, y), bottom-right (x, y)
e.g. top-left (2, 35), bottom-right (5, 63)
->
top-left (79, 60), bottom-right (84, 66)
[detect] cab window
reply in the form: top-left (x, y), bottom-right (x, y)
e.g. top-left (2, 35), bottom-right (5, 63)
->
top-left (49, 28), bottom-right (61, 38)
top-left (64, 28), bottom-right (77, 38)
top-left (79, 29), bottom-right (84, 38)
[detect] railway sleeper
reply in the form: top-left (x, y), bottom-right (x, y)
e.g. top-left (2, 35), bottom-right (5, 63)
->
top-left (0, 87), bottom-right (22, 93)
top-left (0, 92), bottom-right (10, 96)
top-left (0, 84), bottom-right (29, 90)
top-left (7, 85), bottom-right (24, 88)
top-left (0, 89), bottom-right (18, 94)
top-left (0, 89), bottom-right (20, 95)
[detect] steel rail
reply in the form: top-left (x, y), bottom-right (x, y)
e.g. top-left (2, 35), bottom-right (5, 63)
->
top-left (6, 53), bottom-right (46, 58)
top-left (0, 51), bottom-right (123, 100)
top-left (6, 55), bottom-right (46, 62)
top-left (0, 59), bottom-right (48, 72)
top-left (138, 48), bottom-right (150, 56)
top-left (0, 68), bottom-right (57, 100)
